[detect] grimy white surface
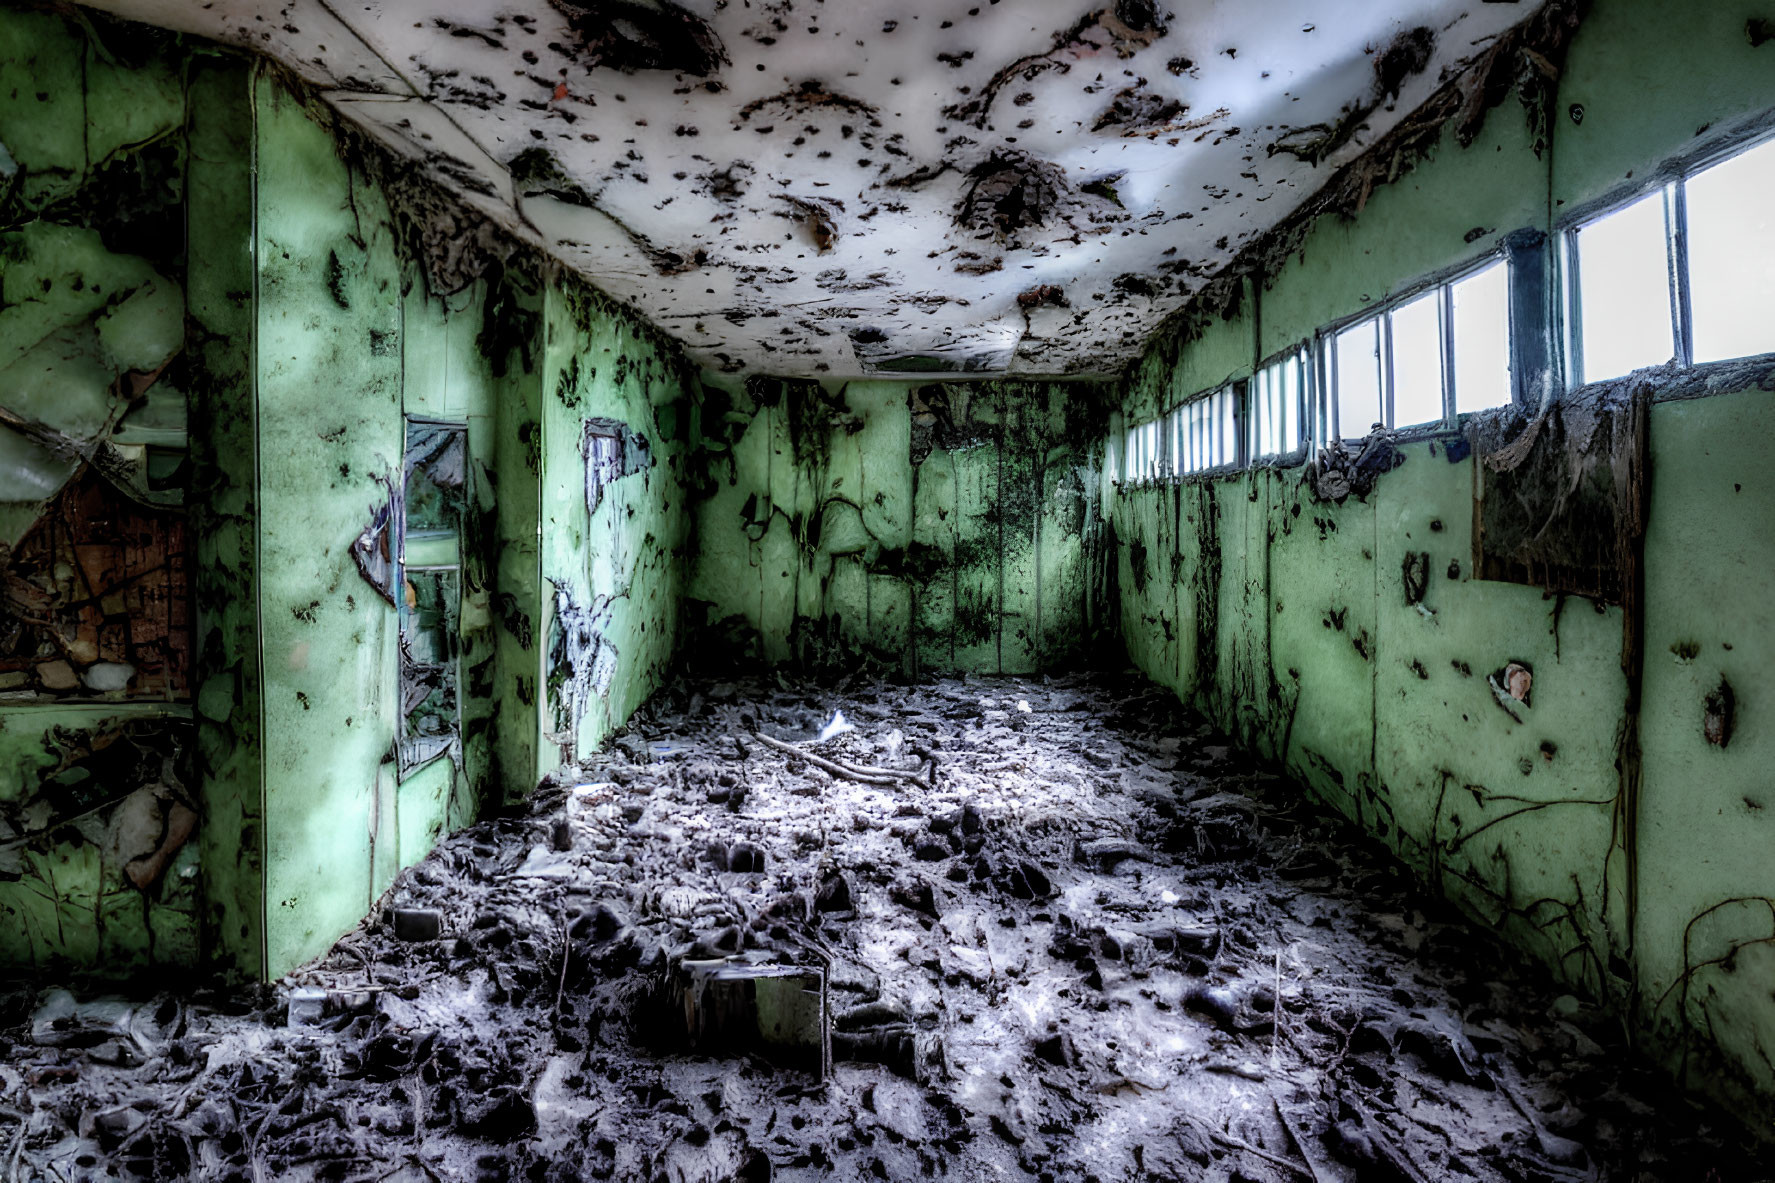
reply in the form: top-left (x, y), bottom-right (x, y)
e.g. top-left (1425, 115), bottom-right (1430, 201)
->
top-left (87, 0), bottom-right (1537, 376)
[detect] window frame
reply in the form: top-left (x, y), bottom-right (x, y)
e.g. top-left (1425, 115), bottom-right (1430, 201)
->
top-left (1246, 344), bottom-right (1313, 465)
top-left (1316, 249), bottom-right (1515, 443)
top-left (1560, 117), bottom-right (1775, 390)
top-left (1119, 380), bottom-right (1244, 487)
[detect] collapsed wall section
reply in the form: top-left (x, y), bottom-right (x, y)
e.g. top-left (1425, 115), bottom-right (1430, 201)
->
top-left (0, 10), bottom-right (239, 976)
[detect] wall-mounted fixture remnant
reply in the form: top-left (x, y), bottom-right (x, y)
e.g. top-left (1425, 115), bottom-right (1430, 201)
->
top-left (548, 585), bottom-right (619, 761)
top-left (1402, 551), bottom-right (1431, 606)
top-left (1704, 677), bottom-right (1735, 748)
top-left (581, 418), bottom-right (654, 516)
top-left (1304, 432), bottom-right (1406, 503)
top-left (399, 422), bottom-right (470, 774)
top-left (1487, 660), bottom-right (1534, 723)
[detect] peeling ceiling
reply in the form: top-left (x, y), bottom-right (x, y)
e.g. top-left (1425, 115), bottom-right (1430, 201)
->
top-left (88, 0), bottom-right (1544, 377)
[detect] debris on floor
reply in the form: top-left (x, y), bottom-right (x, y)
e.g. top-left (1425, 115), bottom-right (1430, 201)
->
top-left (1, 672), bottom-right (1768, 1182)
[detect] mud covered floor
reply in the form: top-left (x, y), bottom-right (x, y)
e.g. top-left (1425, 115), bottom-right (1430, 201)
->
top-left (2, 673), bottom-right (1769, 1182)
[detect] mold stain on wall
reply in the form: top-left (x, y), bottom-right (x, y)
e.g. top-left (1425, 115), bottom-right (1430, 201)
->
top-left (687, 375), bottom-right (1115, 676)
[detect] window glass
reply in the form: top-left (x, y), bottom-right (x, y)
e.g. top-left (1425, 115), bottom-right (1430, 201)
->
top-left (1281, 349), bottom-right (1301, 451)
top-left (1175, 387), bottom-right (1231, 474)
top-left (1217, 384), bottom-right (1235, 464)
top-left (1687, 135), bottom-right (1775, 364)
top-left (1334, 318), bottom-right (1382, 438)
top-left (1250, 353), bottom-right (1303, 459)
top-left (1575, 189), bottom-right (1673, 382)
top-left (399, 420), bottom-right (467, 774)
top-left (1389, 291), bottom-right (1444, 426)
top-left (1451, 260), bottom-right (1513, 413)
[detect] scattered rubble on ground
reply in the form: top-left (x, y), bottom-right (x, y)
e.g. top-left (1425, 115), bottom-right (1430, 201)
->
top-left (2, 673), bottom-right (1767, 1182)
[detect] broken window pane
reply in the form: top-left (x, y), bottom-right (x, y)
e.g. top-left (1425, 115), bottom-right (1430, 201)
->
top-left (1389, 290), bottom-right (1444, 427)
top-left (1335, 317), bottom-right (1383, 438)
top-left (1451, 259), bottom-right (1513, 414)
top-left (399, 568), bottom-right (460, 772)
top-left (1574, 189), bottom-right (1674, 382)
top-left (398, 420), bottom-right (468, 774)
top-left (1686, 135), bottom-right (1775, 364)
top-left (403, 422), bottom-right (468, 541)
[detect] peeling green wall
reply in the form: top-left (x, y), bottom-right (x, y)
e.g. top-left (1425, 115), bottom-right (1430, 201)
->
top-left (248, 88), bottom-right (691, 975)
top-left (537, 272), bottom-right (691, 767)
top-left (689, 377), bottom-right (1114, 674)
top-left (0, 9), bottom-right (217, 977)
top-left (253, 76), bottom-right (406, 976)
top-left (1114, 0), bottom-right (1775, 1121)
top-left (0, 10), bottom-right (694, 981)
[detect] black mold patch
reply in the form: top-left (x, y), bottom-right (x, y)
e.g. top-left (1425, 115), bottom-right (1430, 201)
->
top-left (546, 0), bottom-right (728, 76)
top-left (958, 152), bottom-right (1065, 236)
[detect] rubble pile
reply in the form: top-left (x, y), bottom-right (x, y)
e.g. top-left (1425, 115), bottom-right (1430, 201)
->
top-left (1, 673), bottom-right (1765, 1182)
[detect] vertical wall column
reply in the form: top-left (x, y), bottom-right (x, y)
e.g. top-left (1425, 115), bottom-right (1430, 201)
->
top-left (252, 75), bottom-right (403, 977)
top-left (186, 60), bottom-right (265, 981)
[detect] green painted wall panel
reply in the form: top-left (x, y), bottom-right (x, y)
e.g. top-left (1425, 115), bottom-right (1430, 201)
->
top-left (537, 273), bottom-right (690, 769)
top-left (1554, 0), bottom-right (1775, 212)
top-left (1267, 473), bottom-right (1376, 823)
top-left (253, 77), bottom-right (401, 977)
top-left (694, 379), bottom-right (1111, 675)
top-left (1637, 390), bottom-right (1775, 1103)
top-left (0, 9), bottom-right (209, 979)
top-left (1111, 0), bottom-right (1775, 1120)
top-left (186, 58), bottom-right (264, 982)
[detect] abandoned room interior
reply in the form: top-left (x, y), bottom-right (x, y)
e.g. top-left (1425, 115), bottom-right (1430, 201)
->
top-left (2, 0), bottom-right (1775, 1177)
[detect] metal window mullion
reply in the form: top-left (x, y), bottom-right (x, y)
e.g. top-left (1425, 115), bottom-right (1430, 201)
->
top-left (1669, 178), bottom-right (1694, 368)
top-left (1564, 229), bottom-right (1585, 390)
top-left (1380, 312), bottom-right (1398, 430)
top-left (1293, 351), bottom-right (1302, 450)
top-left (1240, 380), bottom-right (1252, 466)
top-left (1324, 335), bottom-right (1334, 446)
top-left (1440, 282), bottom-right (1458, 426)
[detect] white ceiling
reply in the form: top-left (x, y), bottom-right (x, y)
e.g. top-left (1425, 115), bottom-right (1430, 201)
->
top-left (89, 0), bottom-right (1543, 377)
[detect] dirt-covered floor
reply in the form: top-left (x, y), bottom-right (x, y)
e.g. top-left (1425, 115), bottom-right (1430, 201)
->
top-left (2, 672), bottom-right (1769, 1182)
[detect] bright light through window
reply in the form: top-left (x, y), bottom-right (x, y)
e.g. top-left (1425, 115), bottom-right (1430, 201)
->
top-left (1250, 351), bottom-right (1304, 459)
top-left (1574, 189), bottom-right (1673, 382)
top-left (1451, 260), bottom-right (1512, 414)
top-left (1390, 291), bottom-right (1444, 427)
top-left (1334, 319), bottom-right (1382, 438)
top-left (1175, 385), bottom-right (1234, 474)
top-left (1687, 135), bottom-right (1775, 364)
